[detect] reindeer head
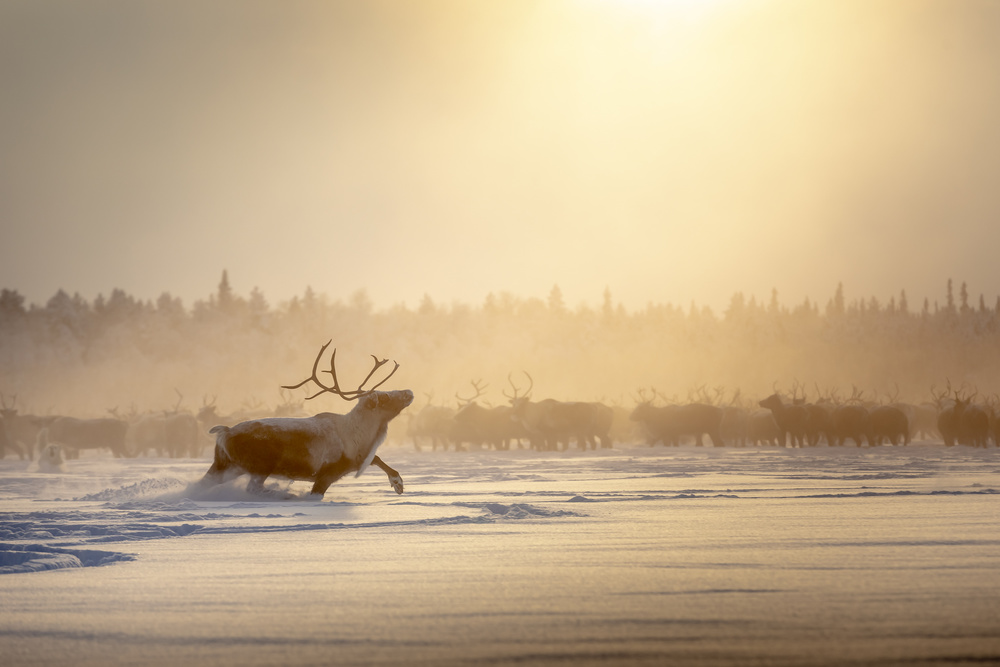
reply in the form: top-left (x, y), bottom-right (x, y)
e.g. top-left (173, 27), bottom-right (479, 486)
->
top-left (357, 390), bottom-right (414, 420)
top-left (504, 371), bottom-right (534, 413)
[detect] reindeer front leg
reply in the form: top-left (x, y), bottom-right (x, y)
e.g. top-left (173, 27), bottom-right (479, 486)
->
top-left (371, 455), bottom-right (404, 494)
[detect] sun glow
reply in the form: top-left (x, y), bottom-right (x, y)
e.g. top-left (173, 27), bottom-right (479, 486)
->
top-left (586, 0), bottom-right (738, 22)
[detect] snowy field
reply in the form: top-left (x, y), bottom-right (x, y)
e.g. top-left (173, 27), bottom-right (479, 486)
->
top-left (1, 441), bottom-right (999, 666)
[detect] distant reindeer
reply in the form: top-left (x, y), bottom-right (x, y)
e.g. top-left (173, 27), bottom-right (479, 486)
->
top-left (867, 405), bottom-right (910, 446)
top-left (630, 398), bottom-right (725, 448)
top-left (453, 376), bottom-right (532, 451)
top-left (883, 384), bottom-right (935, 443)
top-left (47, 415), bottom-right (129, 458)
top-left (718, 389), bottom-right (749, 447)
top-left (961, 404), bottom-right (992, 449)
top-left (126, 391), bottom-right (200, 458)
top-left (452, 380), bottom-right (496, 450)
top-left (796, 384), bottom-right (833, 446)
top-left (196, 396), bottom-right (226, 432)
top-left (759, 388), bottom-right (808, 447)
top-left (746, 409), bottom-right (781, 446)
top-left (506, 373), bottom-right (610, 451)
top-left (407, 393), bottom-right (458, 452)
top-left (829, 387), bottom-right (871, 447)
top-left (933, 382), bottom-right (990, 448)
top-left (0, 393), bottom-right (44, 460)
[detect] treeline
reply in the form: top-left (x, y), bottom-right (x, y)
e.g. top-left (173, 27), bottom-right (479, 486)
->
top-left (0, 274), bottom-right (997, 418)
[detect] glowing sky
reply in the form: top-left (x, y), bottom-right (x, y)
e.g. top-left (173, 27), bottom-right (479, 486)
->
top-left (2, 0), bottom-right (999, 312)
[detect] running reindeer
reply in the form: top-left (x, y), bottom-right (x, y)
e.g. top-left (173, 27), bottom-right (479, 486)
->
top-left (199, 341), bottom-right (413, 497)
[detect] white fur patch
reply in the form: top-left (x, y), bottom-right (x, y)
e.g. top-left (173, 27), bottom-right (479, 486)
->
top-left (355, 423), bottom-right (388, 477)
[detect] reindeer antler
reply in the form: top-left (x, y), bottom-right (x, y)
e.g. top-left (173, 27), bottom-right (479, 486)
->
top-left (282, 340), bottom-right (400, 401)
top-left (456, 379), bottom-right (488, 405)
top-left (633, 387), bottom-right (653, 405)
top-left (791, 379), bottom-right (806, 403)
top-left (168, 389), bottom-right (184, 415)
top-left (503, 371), bottom-right (534, 402)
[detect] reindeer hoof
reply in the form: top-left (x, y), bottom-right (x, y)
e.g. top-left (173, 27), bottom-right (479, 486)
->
top-left (389, 475), bottom-right (404, 494)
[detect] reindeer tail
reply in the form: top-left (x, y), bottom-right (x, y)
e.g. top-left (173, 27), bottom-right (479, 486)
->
top-left (208, 425), bottom-right (232, 464)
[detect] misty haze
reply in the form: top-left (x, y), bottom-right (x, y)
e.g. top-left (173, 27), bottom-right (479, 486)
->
top-left (2, 1), bottom-right (1000, 666)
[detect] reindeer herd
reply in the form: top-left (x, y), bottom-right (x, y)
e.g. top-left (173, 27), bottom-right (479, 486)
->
top-left (2, 340), bottom-right (998, 500)
top-left (407, 379), bottom-right (1000, 453)
top-left (2, 358), bottom-right (999, 474)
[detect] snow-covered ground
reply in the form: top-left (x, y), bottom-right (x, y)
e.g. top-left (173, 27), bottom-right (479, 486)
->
top-left (1, 441), bottom-right (999, 666)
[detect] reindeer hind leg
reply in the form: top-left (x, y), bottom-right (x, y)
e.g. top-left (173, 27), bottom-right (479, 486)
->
top-left (310, 457), bottom-right (355, 497)
top-left (246, 474), bottom-right (268, 494)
